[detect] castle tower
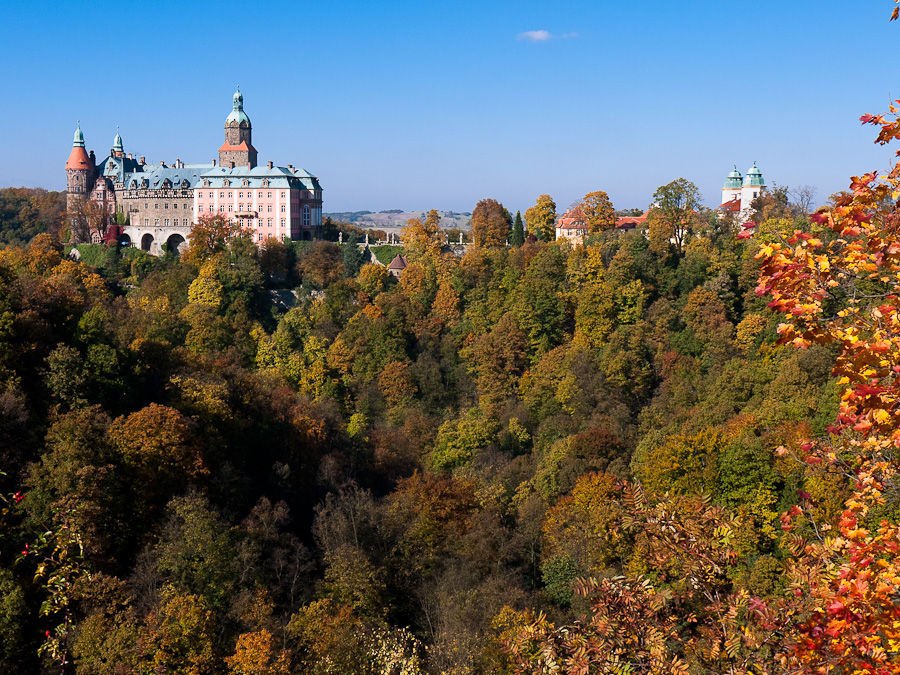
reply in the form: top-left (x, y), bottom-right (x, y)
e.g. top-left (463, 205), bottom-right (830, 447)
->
top-left (219, 87), bottom-right (257, 169)
top-left (112, 127), bottom-right (124, 158)
top-left (721, 166), bottom-right (742, 205)
top-left (741, 162), bottom-right (765, 207)
top-left (66, 122), bottom-right (95, 212)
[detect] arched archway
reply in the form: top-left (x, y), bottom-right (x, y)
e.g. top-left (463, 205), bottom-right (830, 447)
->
top-left (120, 233), bottom-right (132, 247)
top-left (141, 233), bottom-right (154, 252)
top-left (166, 233), bottom-right (186, 255)
top-left (302, 231), bottom-right (311, 241)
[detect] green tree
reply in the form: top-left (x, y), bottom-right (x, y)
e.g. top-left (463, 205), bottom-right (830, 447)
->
top-left (524, 194), bottom-right (557, 242)
top-left (511, 210), bottom-right (525, 246)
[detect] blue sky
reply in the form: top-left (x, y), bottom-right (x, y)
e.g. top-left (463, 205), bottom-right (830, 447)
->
top-left (2, 0), bottom-right (898, 214)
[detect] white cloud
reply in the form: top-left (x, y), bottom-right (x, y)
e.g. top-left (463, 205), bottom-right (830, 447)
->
top-left (516, 30), bottom-right (552, 42)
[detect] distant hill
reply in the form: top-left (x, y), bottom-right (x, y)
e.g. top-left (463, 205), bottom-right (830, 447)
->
top-left (324, 209), bottom-right (472, 230)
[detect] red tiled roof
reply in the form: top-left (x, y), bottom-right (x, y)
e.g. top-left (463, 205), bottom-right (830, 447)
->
top-left (719, 198), bottom-right (741, 212)
top-left (387, 254), bottom-right (408, 270)
top-left (615, 210), bottom-right (649, 229)
top-left (218, 141), bottom-right (252, 152)
top-left (556, 206), bottom-right (588, 230)
top-left (65, 145), bottom-right (92, 171)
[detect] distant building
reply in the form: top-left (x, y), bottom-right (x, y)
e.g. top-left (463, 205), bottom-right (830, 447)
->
top-left (66, 88), bottom-right (323, 254)
top-left (555, 207), bottom-right (650, 243)
top-left (614, 211), bottom-right (648, 230)
top-left (555, 206), bottom-right (589, 244)
top-left (719, 163), bottom-right (766, 223)
top-left (387, 254), bottom-right (409, 278)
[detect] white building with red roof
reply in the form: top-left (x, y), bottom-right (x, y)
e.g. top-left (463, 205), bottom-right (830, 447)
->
top-left (555, 206), bottom-right (589, 244)
top-left (719, 163), bottom-right (765, 223)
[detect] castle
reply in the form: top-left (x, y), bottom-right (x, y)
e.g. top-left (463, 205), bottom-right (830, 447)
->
top-left (718, 162), bottom-right (766, 222)
top-left (65, 88), bottom-right (323, 254)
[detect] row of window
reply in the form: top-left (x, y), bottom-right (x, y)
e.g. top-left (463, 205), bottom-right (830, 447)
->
top-left (144, 203), bottom-right (191, 210)
top-left (142, 218), bottom-right (191, 227)
top-left (203, 191), bottom-right (286, 199)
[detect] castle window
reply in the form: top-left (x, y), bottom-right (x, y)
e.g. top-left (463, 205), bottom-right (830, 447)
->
top-left (257, 192), bottom-right (262, 199)
top-left (268, 219), bottom-right (272, 227)
top-left (267, 205), bottom-right (272, 212)
top-left (165, 203), bottom-right (169, 209)
top-left (223, 180), bottom-right (230, 187)
top-left (281, 192), bottom-right (285, 199)
top-left (281, 205), bottom-right (286, 213)
top-left (165, 219), bottom-right (170, 226)
top-left (267, 192), bottom-right (272, 198)
top-left (173, 203), bottom-right (178, 209)
top-left (228, 192), bottom-right (233, 198)
top-left (183, 219), bottom-right (189, 226)
top-left (220, 205), bottom-right (225, 212)
top-left (154, 219), bottom-right (159, 226)
top-left (144, 219), bottom-right (149, 226)
top-left (220, 192), bottom-right (224, 198)
top-left (228, 205), bottom-right (233, 212)
top-left (303, 205), bottom-right (310, 227)
top-left (209, 205), bottom-right (214, 212)
top-left (155, 203), bottom-right (159, 209)
top-left (145, 204), bottom-right (148, 209)
top-left (281, 218), bottom-right (286, 227)
top-left (239, 192), bottom-right (243, 198)
top-left (238, 204), bottom-right (243, 212)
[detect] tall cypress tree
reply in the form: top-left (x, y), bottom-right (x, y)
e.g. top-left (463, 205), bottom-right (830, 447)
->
top-left (511, 210), bottom-right (525, 247)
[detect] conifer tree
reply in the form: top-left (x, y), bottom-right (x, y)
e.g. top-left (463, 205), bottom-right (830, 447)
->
top-left (511, 211), bottom-right (525, 247)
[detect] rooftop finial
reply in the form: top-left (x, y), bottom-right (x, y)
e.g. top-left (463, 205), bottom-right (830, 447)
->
top-left (73, 121), bottom-right (85, 147)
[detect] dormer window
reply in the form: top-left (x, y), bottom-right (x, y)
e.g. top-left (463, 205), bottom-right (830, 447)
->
top-left (223, 179), bottom-right (230, 187)
top-left (203, 179), bottom-right (210, 187)
top-left (242, 179), bottom-right (249, 187)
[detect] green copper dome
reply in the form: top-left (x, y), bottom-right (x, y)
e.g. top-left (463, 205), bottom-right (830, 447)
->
top-left (113, 127), bottom-right (123, 152)
top-left (73, 121), bottom-right (84, 147)
top-left (225, 86), bottom-right (251, 125)
top-left (743, 162), bottom-right (765, 187)
top-left (723, 165), bottom-right (742, 189)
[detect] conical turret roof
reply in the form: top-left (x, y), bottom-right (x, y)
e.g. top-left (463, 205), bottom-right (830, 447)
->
top-left (66, 122), bottom-right (92, 171)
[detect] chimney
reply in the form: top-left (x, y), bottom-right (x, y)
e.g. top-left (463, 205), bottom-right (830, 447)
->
top-left (267, 161), bottom-right (273, 169)
top-left (127, 153), bottom-right (133, 159)
top-left (176, 158), bottom-right (181, 168)
top-left (287, 164), bottom-right (293, 170)
top-left (139, 156), bottom-right (145, 165)
top-left (212, 159), bottom-right (216, 166)
top-left (230, 161), bottom-right (235, 168)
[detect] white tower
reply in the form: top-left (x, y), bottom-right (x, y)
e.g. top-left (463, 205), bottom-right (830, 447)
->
top-left (741, 162), bottom-right (765, 208)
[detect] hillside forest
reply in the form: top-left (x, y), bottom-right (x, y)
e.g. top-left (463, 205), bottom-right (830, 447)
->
top-left (4, 34), bottom-right (900, 675)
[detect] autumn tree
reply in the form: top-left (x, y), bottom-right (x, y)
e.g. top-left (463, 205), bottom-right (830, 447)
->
top-left (581, 190), bottom-right (616, 233)
top-left (402, 209), bottom-right (443, 259)
top-left (183, 214), bottom-right (245, 267)
top-left (647, 178), bottom-right (702, 255)
top-left (525, 194), bottom-right (557, 242)
top-left (471, 198), bottom-right (510, 248)
top-left (297, 241), bottom-right (345, 289)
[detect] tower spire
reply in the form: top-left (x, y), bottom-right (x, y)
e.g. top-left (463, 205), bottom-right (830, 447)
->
top-left (73, 121), bottom-right (85, 147)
